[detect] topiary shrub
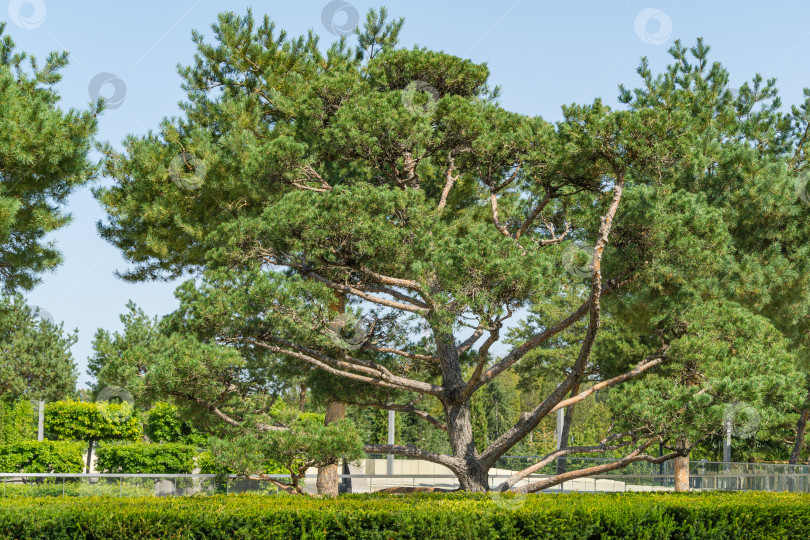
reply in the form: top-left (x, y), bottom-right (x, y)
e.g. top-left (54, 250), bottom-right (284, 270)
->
top-left (95, 443), bottom-right (197, 474)
top-left (0, 441), bottom-right (84, 473)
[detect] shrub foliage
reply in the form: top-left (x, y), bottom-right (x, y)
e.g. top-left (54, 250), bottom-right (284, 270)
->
top-left (0, 492), bottom-right (807, 539)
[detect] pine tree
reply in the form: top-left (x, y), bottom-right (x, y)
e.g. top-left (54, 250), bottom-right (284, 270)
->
top-left (0, 295), bottom-right (78, 402)
top-left (93, 11), bottom-right (809, 492)
top-left (0, 24), bottom-right (97, 291)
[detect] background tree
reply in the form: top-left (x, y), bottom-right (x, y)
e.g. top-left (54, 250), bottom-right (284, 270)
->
top-left (0, 23), bottom-right (97, 291)
top-left (208, 402), bottom-right (364, 494)
top-left (0, 295), bottom-right (77, 402)
top-left (44, 401), bottom-right (142, 473)
top-left (94, 9), bottom-right (807, 492)
top-left (601, 40), bottom-right (810, 472)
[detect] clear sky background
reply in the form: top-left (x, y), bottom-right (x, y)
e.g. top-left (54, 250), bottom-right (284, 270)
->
top-left (4, 0), bottom-right (810, 387)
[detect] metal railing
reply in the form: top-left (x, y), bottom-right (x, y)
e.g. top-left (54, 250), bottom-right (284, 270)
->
top-left (3, 458), bottom-right (810, 496)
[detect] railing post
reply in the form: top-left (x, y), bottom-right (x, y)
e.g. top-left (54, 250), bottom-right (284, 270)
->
top-left (387, 410), bottom-right (395, 476)
top-left (37, 400), bottom-right (45, 442)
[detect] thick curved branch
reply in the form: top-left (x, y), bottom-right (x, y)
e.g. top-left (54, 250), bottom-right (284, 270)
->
top-left (456, 324), bottom-right (485, 355)
top-left (346, 400), bottom-right (448, 432)
top-left (365, 444), bottom-right (457, 470)
top-left (461, 325), bottom-right (501, 400)
top-left (243, 338), bottom-right (443, 396)
top-left (517, 440), bottom-right (681, 494)
top-left (438, 154), bottom-right (458, 211)
top-left (515, 189), bottom-right (551, 240)
top-left (549, 353), bottom-right (667, 413)
top-left (495, 430), bottom-right (642, 490)
top-left (307, 271), bottom-right (429, 314)
top-left (480, 175), bottom-right (625, 465)
top-left (363, 345), bottom-right (439, 363)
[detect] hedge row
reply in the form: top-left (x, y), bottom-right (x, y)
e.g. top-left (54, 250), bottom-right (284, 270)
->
top-left (1, 492), bottom-right (808, 539)
top-left (0, 441), bottom-right (84, 473)
top-left (95, 443), bottom-right (197, 474)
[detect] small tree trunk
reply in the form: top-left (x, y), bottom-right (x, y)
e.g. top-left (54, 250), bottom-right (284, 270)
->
top-left (316, 401), bottom-right (346, 496)
top-left (85, 439), bottom-right (95, 474)
top-left (674, 438), bottom-right (689, 492)
top-left (298, 384), bottom-right (307, 412)
top-left (790, 408), bottom-right (810, 465)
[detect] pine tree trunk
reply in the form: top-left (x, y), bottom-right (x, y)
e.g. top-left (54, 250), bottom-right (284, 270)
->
top-left (445, 398), bottom-right (489, 492)
top-left (674, 438), bottom-right (690, 492)
top-left (298, 384), bottom-right (307, 412)
top-left (790, 408), bottom-right (809, 465)
top-left (316, 401), bottom-right (347, 496)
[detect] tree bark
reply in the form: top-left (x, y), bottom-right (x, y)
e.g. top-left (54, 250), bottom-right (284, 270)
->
top-left (298, 383), bottom-right (307, 412)
top-left (85, 439), bottom-right (95, 474)
top-left (673, 438), bottom-right (690, 492)
top-left (444, 397), bottom-right (489, 492)
top-left (790, 407), bottom-right (809, 465)
top-left (316, 400), bottom-right (347, 496)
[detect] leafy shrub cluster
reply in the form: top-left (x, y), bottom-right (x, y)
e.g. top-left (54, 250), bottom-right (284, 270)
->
top-left (95, 443), bottom-right (197, 474)
top-left (142, 402), bottom-right (206, 445)
top-left (44, 401), bottom-right (141, 443)
top-left (0, 401), bottom-right (35, 445)
top-left (1, 480), bottom-right (154, 498)
top-left (0, 492), bottom-right (808, 539)
top-left (0, 441), bottom-right (84, 473)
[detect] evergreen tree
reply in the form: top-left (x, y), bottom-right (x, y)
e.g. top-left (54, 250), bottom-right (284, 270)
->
top-left (93, 10), bottom-right (807, 491)
top-left (0, 295), bottom-right (77, 402)
top-left (0, 24), bottom-right (97, 291)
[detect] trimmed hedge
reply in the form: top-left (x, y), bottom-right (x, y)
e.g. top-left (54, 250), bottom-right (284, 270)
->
top-left (0, 492), bottom-right (808, 539)
top-left (0, 441), bottom-right (84, 473)
top-left (95, 443), bottom-right (197, 474)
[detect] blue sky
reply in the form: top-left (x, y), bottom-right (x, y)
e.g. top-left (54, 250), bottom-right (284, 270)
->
top-left (4, 0), bottom-right (810, 387)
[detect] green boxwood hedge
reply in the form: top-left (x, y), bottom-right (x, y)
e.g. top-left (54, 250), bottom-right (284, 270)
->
top-left (0, 492), bottom-right (808, 539)
top-left (95, 443), bottom-right (197, 474)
